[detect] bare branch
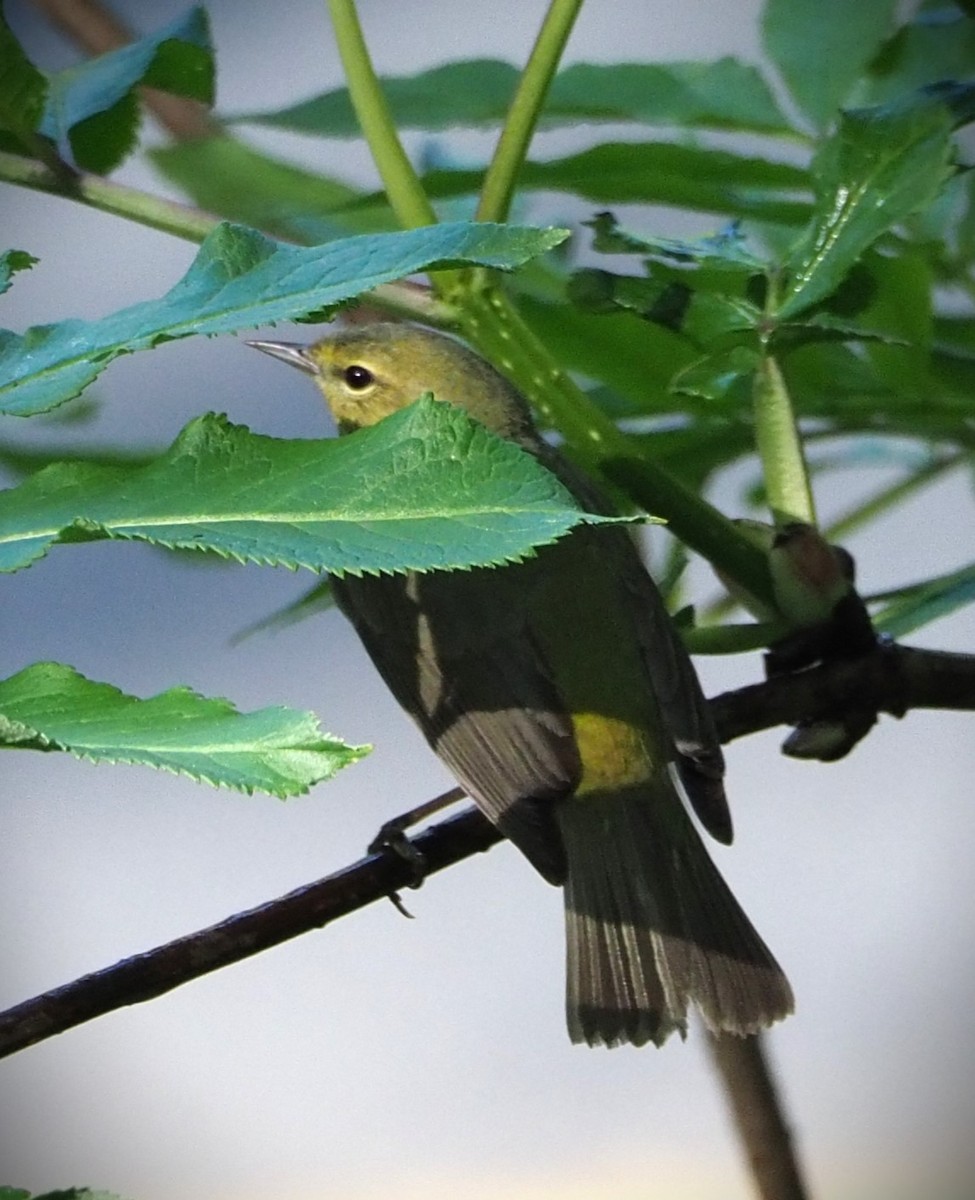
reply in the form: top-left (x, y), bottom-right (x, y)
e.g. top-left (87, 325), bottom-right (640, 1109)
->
top-left (0, 807), bottom-right (500, 1059)
top-left (2, 640), bottom-right (973, 1060)
top-left (712, 642), bottom-right (975, 746)
top-left (706, 1032), bottom-right (810, 1200)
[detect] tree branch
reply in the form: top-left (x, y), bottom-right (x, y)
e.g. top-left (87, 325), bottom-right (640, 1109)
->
top-left (706, 1032), bottom-right (810, 1200)
top-left (0, 807), bottom-right (501, 1059)
top-left (2, 640), bottom-right (973, 1060)
top-left (712, 641), bottom-right (975, 745)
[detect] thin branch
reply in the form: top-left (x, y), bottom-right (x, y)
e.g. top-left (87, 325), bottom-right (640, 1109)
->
top-left (0, 149), bottom-right (220, 241)
top-left (0, 807), bottom-right (501, 1059)
top-left (2, 640), bottom-right (973, 1061)
top-left (707, 1032), bottom-right (810, 1200)
top-left (0, 149), bottom-right (453, 322)
top-left (710, 642), bottom-right (975, 744)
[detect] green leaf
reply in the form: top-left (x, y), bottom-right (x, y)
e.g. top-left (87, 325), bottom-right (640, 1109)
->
top-left (864, 9), bottom-right (975, 106)
top-left (0, 219), bottom-right (568, 416)
top-left (0, 9), bottom-right (47, 146)
top-left (671, 346), bottom-right (761, 401)
top-left (549, 59), bottom-right (796, 134)
top-left (0, 441), bottom-right (157, 481)
top-left (856, 249), bottom-right (934, 393)
top-left (39, 6), bottom-right (214, 173)
top-left (779, 341), bottom-right (974, 444)
top-left (0, 399), bottom-right (629, 575)
top-left (777, 89), bottom-right (965, 319)
top-left (874, 562), bottom-right (975, 637)
top-left (237, 59), bottom-right (518, 136)
top-left (14, 1192), bottom-right (127, 1200)
top-left (0, 662), bottom-right (365, 796)
top-left (569, 267), bottom-right (762, 346)
top-left (149, 135), bottom-right (390, 243)
top-left (518, 295), bottom-right (696, 415)
top-left (771, 312), bottom-right (912, 351)
top-left (585, 211), bottom-right (767, 271)
top-left (0, 248), bottom-right (37, 296)
top-left (386, 142), bottom-right (811, 224)
top-left (762, 0), bottom-right (899, 128)
top-left (234, 57), bottom-right (795, 136)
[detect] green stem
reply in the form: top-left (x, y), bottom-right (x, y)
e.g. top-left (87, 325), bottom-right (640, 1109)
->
top-left (456, 286), bottom-right (775, 608)
top-left (683, 620), bottom-right (786, 655)
top-left (325, 0), bottom-right (436, 230)
top-left (0, 150), bottom-right (218, 242)
top-left (476, 0), bottom-right (584, 223)
top-left (0, 149), bottom-right (451, 325)
top-left (753, 353), bottom-right (816, 527)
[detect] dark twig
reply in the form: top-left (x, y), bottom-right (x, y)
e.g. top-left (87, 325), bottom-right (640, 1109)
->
top-left (0, 807), bottom-right (501, 1059)
top-left (707, 1032), bottom-right (809, 1200)
top-left (711, 642), bottom-right (975, 747)
top-left (3, 641), bottom-right (974, 1061)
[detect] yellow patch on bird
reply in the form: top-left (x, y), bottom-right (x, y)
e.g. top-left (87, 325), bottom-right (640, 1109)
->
top-left (571, 710), bottom-right (654, 795)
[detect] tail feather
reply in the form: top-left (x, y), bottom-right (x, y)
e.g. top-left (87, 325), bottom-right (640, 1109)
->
top-left (560, 780), bottom-right (793, 1048)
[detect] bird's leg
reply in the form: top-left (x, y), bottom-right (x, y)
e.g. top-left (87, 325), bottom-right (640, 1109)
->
top-left (369, 786), bottom-right (468, 909)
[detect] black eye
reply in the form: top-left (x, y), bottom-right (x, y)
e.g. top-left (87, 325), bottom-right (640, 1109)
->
top-left (343, 364), bottom-right (374, 390)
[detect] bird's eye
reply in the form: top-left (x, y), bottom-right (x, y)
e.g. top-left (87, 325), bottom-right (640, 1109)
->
top-left (343, 364), bottom-right (375, 390)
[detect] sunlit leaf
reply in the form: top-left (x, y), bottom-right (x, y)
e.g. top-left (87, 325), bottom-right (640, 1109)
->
top-left (777, 88), bottom-right (967, 319)
top-left (0, 220), bottom-right (568, 416)
top-left (0, 399), bottom-right (629, 575)
top-left (0, 662), bottom-right (366, 796)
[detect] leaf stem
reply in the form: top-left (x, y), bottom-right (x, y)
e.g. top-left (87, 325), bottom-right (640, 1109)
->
top-left (325, 0), bottom-right (437, 230)
top-left (0, 149), bottom-right (219, 242)
top-left (476, 0), bottom-right (585, 223)
top-left (0, 150), bottom-right (450, 324)
top-left (752, 353), bottom-right (816, 526)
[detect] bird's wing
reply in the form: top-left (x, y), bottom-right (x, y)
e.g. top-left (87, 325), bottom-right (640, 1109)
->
top-left (616, 542), bottom-right (731, 843)
top-left (533, 442), bottom-right (732, 844)
top-left (331, 565), bottom-right (580, 883)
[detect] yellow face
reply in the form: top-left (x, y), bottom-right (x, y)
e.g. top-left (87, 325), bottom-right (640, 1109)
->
top-left (294, 323), bottom-right (537, 442)
top-left (301, 328), bottom-right (427, 432)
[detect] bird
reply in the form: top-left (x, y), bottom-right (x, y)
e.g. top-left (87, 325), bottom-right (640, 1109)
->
top-left (249, 322), bottom-right (793, 1047)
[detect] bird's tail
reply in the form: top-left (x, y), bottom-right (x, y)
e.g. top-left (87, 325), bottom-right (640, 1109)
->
top-left (559, 777), bottom-right (793, 1048)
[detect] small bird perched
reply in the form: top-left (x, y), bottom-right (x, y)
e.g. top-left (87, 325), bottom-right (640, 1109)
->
top-left (250, 323), bottom-right (793, 1047)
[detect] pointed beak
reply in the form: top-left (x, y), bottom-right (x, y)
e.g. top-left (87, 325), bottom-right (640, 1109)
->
top-left (246, 339), bottom-right (317, 375)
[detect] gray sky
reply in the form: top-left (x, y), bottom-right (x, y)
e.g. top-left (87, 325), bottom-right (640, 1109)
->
top-left (2, 2), bottom-right (974, 1198)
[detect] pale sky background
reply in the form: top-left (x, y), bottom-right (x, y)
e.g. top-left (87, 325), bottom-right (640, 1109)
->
top-left (1, 2), bottom-right (974, 1199)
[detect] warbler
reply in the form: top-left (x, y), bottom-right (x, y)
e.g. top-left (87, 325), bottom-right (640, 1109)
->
top-left (250, 323), bottom-right (793, 1047)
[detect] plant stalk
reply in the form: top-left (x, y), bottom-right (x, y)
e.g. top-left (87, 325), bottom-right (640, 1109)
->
top-left (476, 0), bottom-right (585, 223)
top-left (753, 353), bottom-right (816, 527)
top-left (325, 0), bottom-right (437, 230)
